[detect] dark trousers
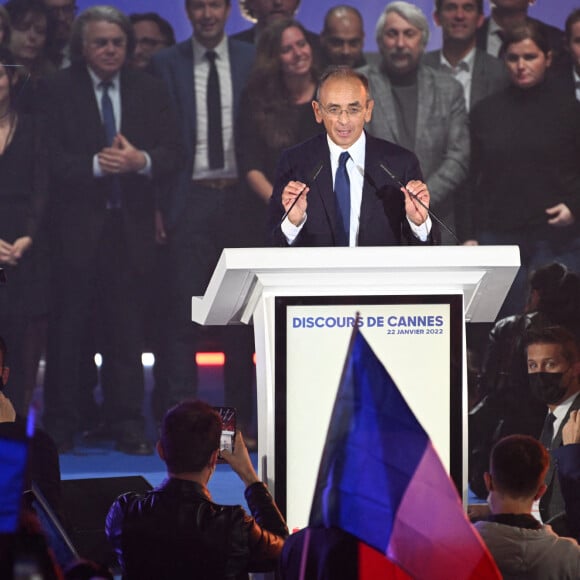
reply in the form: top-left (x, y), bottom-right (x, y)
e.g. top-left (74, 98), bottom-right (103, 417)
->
top-left (44, 212), bottom-right (147, 443)
top-left (158, 182), bottom-right (256, 426)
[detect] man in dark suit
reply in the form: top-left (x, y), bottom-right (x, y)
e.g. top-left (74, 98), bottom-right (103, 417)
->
top-left (526, 325), bottom-right (580, 537)
top-left (150, 0), bottom-right (258, 441)
top-left (424, 0), bottom-right (509, 111)
top-left (475, 0), bottom-right (565, 64)
top-left (269, 67), bottom-right (435, 247)
top-left (42, 6), bottom-right (183, 454)
top-left (554, 8), bottom-right (580, 102)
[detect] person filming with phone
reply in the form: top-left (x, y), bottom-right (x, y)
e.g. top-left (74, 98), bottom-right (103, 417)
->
top-left (105, 399), bottom-right (288, 579)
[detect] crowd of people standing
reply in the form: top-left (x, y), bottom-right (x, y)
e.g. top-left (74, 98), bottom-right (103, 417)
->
top-left (2, 0), bottom-right (580, 578)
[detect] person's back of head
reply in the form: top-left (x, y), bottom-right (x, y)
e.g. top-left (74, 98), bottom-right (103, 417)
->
top-left (488, 434), bottom-right (549, 504)
top-left (64, 558), bottom-right (113, 580)
top-left (159, 399), bottom-right (221, 475)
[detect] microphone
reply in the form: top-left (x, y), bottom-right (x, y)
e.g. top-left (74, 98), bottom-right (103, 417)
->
top-left (379, 162), bottom-right (460, 244)
top-left (276, 161), bottom-right (324, 229)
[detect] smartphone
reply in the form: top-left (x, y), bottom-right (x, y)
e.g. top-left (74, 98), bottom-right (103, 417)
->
top-left (214, 406), bottom-right (236, 461)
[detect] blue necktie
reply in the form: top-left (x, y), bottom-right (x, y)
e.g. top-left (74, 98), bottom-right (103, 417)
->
top-left (335, 151), bottom-right (350, 246)
top-left (100, 81), bottom-right (122, 209)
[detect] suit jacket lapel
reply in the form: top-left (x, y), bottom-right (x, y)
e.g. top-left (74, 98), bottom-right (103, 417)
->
top-left (314, 137), bottom-right (339, 242)
top-left (228, 39), bottom-right (245, 116)
top-left (415, 67), bottom-right (433, 159)
top-left (119, 68), bottom-right (137, 139)
top-left (545, 394), bottom-right (580, 488)
top-left (176, 40), bottom-right (196, 153)
top-left (471, 51), bottom-right (486, 110)
top-left (72, 65), bottom-right (106, 151)
top-left (368, 68), bottom-right (399, 142)
top-left (553, 394), bottom-right (580, 449)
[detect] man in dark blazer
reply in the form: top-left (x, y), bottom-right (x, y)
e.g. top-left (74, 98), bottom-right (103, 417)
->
top-left (552, 8), bottom-right (580, 102)
top-left (269, 67), bottom-right (436, 247)
top-left (475, 0), bottom-right (565, 65)
top-left (526, 325), bottom-right (580, 538)
top-left (42, 6), bottom-right (183, 454)
top-left (150, 0), bottom-right (258, 439)
top-left (424, 0), bottom-right (509, 111)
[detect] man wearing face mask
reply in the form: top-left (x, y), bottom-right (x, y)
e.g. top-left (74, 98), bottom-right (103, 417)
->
top-left (526, 325), bottom-right (580, 538)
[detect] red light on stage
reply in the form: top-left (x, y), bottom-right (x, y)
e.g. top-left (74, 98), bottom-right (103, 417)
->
top-left (196, 352), bottom-right (225, 366)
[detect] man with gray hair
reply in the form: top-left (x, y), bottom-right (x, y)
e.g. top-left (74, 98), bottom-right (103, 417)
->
top-left (41, 5), bottom-right (183, 455)
top-left (360, 1), bottom-right (469, 244)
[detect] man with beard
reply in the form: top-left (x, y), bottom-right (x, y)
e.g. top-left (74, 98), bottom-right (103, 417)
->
top-left (320, 5), bottom-right (366, 69)
top-left (526, 325), bottom-right (580, 538)
top-left (360, 1), bottom-right (468, 244)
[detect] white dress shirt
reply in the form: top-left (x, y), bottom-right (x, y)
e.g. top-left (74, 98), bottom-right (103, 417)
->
top-left (439, 47), bottom-right (475, 111)
top-left (192, 35), bottom-right (237, 180)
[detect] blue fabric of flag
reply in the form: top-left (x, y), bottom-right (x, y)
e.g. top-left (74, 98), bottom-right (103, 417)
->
top-left (309, 331), bottom-right (429, 553)
top-left (0, 436), bottom-right (28, 532)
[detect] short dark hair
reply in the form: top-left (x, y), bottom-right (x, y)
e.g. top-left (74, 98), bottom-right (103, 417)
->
top-left (565, 8), bottom-right (580, 41)
top-left (239, 0), bottom-right (298, 22)
top-left (64, 559), bottom-right (114, 580)
top-left (129, 12), bottom-right (176, 46)
top-left (490, 435), bottom-right (549, 498)
top-left (70, 6), bottom-right (135, 64)
top-left (316, 65), bottom-right (371, 102)
top-left (524, 324), bottom-right (580, 366)
top-left (186, 0), bottom-right (231, 13)
top-left (160, 400), bottom-right (221, 474)
top-left (502, 18), bottom-right (551, 57)
top-left (434, 0), bottom-right (483, 14)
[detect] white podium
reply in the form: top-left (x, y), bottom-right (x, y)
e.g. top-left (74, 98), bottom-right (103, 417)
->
top-left (192, 246), bottom-right (519, 529)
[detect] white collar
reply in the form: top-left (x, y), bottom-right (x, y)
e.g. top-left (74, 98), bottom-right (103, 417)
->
top-left (192, 35), bottom-right (228, 63)
top-left (326, 131), bottom-right (366, 171)
top-left (87, 66), bottom-right (120, 90)
top-left (439, 46), bottom-right (476, 73)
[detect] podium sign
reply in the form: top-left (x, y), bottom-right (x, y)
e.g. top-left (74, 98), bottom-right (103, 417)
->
top-left (276, 295), bottom-right (463, 531)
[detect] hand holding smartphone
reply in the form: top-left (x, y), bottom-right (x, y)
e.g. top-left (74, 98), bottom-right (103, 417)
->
top-left (214, 406), bottom-right (236, 462)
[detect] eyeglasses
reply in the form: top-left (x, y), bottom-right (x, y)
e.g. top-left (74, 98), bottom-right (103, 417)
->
top-left (318, 103), bottom-right (366, 118)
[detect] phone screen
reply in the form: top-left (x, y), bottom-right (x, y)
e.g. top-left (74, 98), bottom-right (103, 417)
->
top-left (214, 406), bottom-right (236, 460)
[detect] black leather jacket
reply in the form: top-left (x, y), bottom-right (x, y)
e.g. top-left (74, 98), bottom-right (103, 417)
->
top-left (106, 477), bottom-right (288, 579)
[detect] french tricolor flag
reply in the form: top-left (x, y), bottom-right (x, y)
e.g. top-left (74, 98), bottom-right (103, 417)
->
top-left (308, 329), bottom-right (500, 579)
